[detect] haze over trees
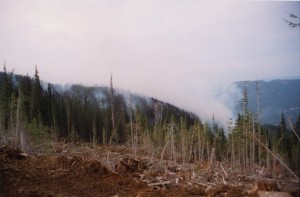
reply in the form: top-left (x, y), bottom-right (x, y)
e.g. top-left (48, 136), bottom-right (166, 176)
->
top-left (0, 66), bottom-right (299, 178)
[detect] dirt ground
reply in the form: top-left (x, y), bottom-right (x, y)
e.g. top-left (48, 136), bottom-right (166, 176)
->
top-left (0, 145), bottom-right (299, 197)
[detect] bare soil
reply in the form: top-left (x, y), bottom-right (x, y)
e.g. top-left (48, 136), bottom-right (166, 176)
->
top-left (0, 145), bottom-right (299, 197)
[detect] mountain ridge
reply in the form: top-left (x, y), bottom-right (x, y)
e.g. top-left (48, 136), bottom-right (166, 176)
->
top-left (232, 79), bottom-right (300, 125)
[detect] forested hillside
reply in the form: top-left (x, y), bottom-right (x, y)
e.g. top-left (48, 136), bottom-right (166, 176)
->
top-left (0, 67), bottom-right (299, 178)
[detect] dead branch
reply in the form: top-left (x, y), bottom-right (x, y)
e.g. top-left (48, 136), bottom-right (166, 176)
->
top-left (148, 180), bottom-right (172, 187)
top-left (194, 181), bottom-right (209, 188)
top-left (220, 163), bottom-right (228, 178)
top-left (246, 175), bottom-right (299, 183)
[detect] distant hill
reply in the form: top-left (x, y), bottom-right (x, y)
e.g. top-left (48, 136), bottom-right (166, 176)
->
top-left (0, 71), bottom-right (199, 128)
top-left (233, 79), bottom-right (300, 125)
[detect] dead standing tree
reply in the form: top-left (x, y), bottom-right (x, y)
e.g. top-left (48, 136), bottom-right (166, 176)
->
top-left (109, 74), bottom-right (117, 144)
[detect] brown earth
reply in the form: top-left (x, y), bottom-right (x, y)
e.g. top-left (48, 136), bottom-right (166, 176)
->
top-left (0, 145), bottom-right (299, 197)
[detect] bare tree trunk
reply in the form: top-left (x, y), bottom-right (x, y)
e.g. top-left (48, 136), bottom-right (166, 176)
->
top-left (256, 81), bottom-right (261, 167)
top-left (92, 117), bottom-right (96, 147)
top-left (201, 136), bottom-right (204, 161)
top-left (20, 129), bottom-right (26, 152)
top-left (10, 98), bottom-right (14, 140)
top-left (181, 130), bottom-right (186, 164)
top-left (188, 129), bottom-right (195, 162)
top-left (52, 109), bottom-right (56, 141)
top-left (67, 104), bottom-right (70, 137)
top-left (133, 118), bottom-right (138, 155)
top-left (102, 127), bottom-right (106, 145)
top-left (109, 74), bottom-right (117, 144)
top-left (170, 123), bottom-right (176, 162)
top-left (206, 141), bottom-right (210, 161)
top-left (245, 125), bottom-right (248, 173)
top-left (266, 136), bottom-right (270, 171)
top-left (198, 131), bottom-right (201, 162)
top-left (239, 137), bottom-right (242, 172)
top-left (15, 90), bottom-right (21, 148)
top-left (16, 88), bottom-right (26, 152)
top-left (231, 136), bottom-right (235, 168)
top-left (210, 147), bottom-right (215, 163)
top-left (258, 126), bottom-right (261, 167)
top-left (252, 116), bottom-right (255, 171)
top-left (128, 92), bottom-right (134, 152)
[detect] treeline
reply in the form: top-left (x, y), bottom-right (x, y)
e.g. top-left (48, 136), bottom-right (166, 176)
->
top-left (0, 66), bottom-right (299, 177)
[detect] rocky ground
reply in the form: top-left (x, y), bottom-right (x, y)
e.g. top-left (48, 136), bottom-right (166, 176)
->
top-left (0, 143), bottom-right (299, 197)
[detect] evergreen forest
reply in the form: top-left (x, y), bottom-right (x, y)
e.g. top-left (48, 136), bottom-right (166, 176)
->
top-left (0, 66), bottom-right (299, 177)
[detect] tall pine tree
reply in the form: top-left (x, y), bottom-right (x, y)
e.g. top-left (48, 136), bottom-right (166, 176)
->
top-left (30, 66), bottom-right (43, 124)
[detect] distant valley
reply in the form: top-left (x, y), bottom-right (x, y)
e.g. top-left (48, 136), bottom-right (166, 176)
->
top-left (231, 79), bottom-right (300, 125)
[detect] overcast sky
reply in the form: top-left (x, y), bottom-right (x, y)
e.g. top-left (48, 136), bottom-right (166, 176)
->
top-left (0, 1), bottom-right (299, 124)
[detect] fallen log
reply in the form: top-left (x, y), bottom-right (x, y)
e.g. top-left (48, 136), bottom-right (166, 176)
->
top-left (251, 134), bottom-right (299, 180)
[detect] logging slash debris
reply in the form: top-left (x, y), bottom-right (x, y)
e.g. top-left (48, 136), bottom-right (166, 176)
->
top-left (0, 145), bottom-right (299, 197)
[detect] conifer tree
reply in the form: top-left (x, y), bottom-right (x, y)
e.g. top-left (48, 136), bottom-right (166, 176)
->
top-left (292, 115), bottom-right (300, 173)
top-left (0, 64), bottom-right (14, 132)
top-left (31, 66), bottom-right (43, 123)
top-left (277, 113), bottom-right (291, 164)
top-left (19, 75), bottom-right (32, 123)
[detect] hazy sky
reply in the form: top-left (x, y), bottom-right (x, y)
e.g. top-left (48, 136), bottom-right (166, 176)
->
top-left (0, 1), bottom-right (299, 124)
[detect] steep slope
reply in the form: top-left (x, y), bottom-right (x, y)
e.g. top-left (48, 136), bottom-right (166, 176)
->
top-left (0, 71), bottom-right (199, 138)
